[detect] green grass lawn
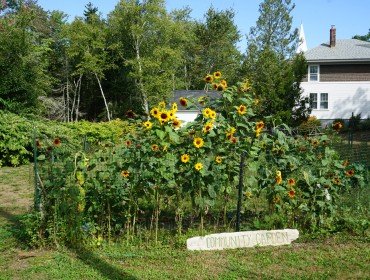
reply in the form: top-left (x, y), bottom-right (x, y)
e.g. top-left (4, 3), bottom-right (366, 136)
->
top-left (0, 166), bottom-right (369, 280)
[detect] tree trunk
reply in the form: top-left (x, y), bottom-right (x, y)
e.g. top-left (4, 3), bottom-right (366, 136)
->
top-left (95, 72), bottom-right (111, 122)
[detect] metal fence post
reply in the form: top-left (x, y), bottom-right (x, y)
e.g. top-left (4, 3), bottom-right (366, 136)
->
top-left (33, 127), bottom-right (40, 211)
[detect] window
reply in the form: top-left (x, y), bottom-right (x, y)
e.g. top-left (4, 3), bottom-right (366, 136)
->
top-left (310, 93), bottom-right (317, 109)
top-left (320, 93), bottom-right (328, 109)
top-left (310, 93), bottom-right (328, 110)
top-left (309, 65), bottom-right (319, 81)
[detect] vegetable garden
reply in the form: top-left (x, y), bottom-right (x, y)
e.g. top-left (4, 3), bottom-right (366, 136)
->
top-left (25, 73), bottom-right (368, 248)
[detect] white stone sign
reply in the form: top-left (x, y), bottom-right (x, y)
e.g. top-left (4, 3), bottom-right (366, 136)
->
top-left (187, 229), bottom-right (299, 250)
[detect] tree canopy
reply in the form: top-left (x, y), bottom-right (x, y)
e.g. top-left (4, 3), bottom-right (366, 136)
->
top-left (0, 0), bottom-right (309, 126)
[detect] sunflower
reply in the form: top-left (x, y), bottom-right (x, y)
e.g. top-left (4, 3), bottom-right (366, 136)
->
top-left (172, 118), bottom-right (181, 129)
top-left (214, 71), bottom-right (222, 79)
top-left (152, 144), bottom-right (159, 151)
top-left (193, 137), bottom-right (204, 148)
top-left (238, 86), bottom-right (245, 91)
top-left (144, 121), bottom-right (152, 129)
top-left (159, 111), bottom-right (170, 123)
top-left (158, 101), bottom-right (166, 109)
top-left (255, 99), bottom-right (259, 105)
top-left (245, 191), bottom-right (251, 197)
top-left (332, 122), bottom-right (342, 131)
top-left (334, 178), bottom-right (341, 185)
top-left (272, 197), bottom-right (280, 203)
top-left (168, 110), bottom-right (175, 120)
top-left (212, 83), bottom-right (218, 90)
top-left (343, 160), bottom-right (348, 167)
top-left (204, 75), bottom-right (213, 83)
top-left (215, 156), bottom-right (222, 164)
top-left (179, 97), bottom-right (188, 107)
top-left (125, 140), bottom-right (132, 146)
top-left (121, 170), bottom-right (129, 177)
top-left (203, 108), bottom-right (212, 118)
top-left (346, 169), bottom-right (355, 177)
top-left (217, 84), bottom-right (225, 91)
top-left (220, 80), bottom-right (227, 87)
top-left (181, 154), bottom-right (190, 163)
top-left (195, 162), bottom-right (203, 171)
top-left (287, 178), bottom-right (295, 186)
top-left (151, 107), bottom-right (159, 118)
top-left (53, 137), bottom-right (61, 147)
top-left (288, 189), bottom-right (296, 198)
top-left (172, 102), bottom-right (178, 112)
top-left (209, 110), bottom-right (216, 119)
top-left (226, 132), bottom-right (232, 140)
top-left (237, 104), bottom-right (247, 115)
top-left (203, 122), bottom-right (213, 133)
top-left (256, 121), bottom-right (264, 130)
top-left (231, 137), bottom-right (237, 144)
top-left (312, 140), bottom-right (320, 146)
top-left (276, 171), bottom-right (282, 185)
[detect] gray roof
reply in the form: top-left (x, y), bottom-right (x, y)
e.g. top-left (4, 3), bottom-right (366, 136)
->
top-left (305, 39), bottom-right (370, 63)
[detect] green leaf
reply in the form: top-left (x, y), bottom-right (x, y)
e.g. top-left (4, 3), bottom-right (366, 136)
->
top-left (155, 129), bottom-right (166, 140)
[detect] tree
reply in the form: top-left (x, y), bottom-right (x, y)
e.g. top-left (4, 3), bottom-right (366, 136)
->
top-left (241, 0), bottom-right (309, 126)
top-left (353, 29), bottom-right (370, 42)
top-left (0, 0), bottom-right (53, 113)
top-left (189, 7), bottom-right (242, 89)
top-left (107, 0), bottom-right (185, 114)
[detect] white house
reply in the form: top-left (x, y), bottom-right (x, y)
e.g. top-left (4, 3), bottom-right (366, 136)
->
top-left (300, 26), bottom-right (370, 122)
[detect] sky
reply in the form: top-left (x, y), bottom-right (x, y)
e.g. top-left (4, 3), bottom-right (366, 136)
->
top-left (36, 0), bottom-right (370, 52)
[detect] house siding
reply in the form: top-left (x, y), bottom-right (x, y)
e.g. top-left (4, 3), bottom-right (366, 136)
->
top-left (302, 63), bottom-right (370, 82)
top-left (301, 81), bottom-right (370, 120)
top-left (320, 64), bottom-right (370, 82)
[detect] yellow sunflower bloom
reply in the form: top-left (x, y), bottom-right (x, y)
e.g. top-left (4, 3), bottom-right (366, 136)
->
top-left (172, 118), bottom-right (181, 129)
top-left (237, 104), bottom-right (247, 115)
top-left (203, 107), bottom-right (212, 118)
top-left (195, 162), bottom-right (203, 171)
top-left (181, 154), bottom-right (190, 163)
top-left (172, 102), bottom-right (178, 112)
top-left (209, 110), bottom-right (216, 119)
top-left (288, 189), bottom-right (296, 198)
top-left (179, 97), bottom-right (188, 107)
top-left (256, 121), bottom-right (264, 130)
top-left (214, 71), bottom-right (222, 79)
top-left (151, 107), bottom-right (160, 118)
top-left (144, 121), bottom-right (152, 129)
top-left (272, 197), bottom-right (280, 203)
top-left (53, 137), bottom-right (61, 147)
top-left (212, 83), bottom-right (218, 90)
top-left (220, 80), bottom-right (227, 87)
top-left (204, 75), bottom-right (213, 83)
top-left (152, 144), bottom-right (159, 151)
top-left (193, 137), bottom-right (204, 148)
top-left (287, 178), bottom-right (295, 186)
top-left (203, 122), bottom-right (213, 133)
top-left (125, 140), bottom-right (132, 146)
top-left (159, 111), bottom-right (170, 123)
top-left (215, 156), bottom-right (222, 164)
top-left (121, 170), bottom-right (129, 177)
top-left (217, 84), bottom-right (225, 91)
top-left (346, 169), bottom-right (354, 177)
top-left (245, 191), bottom-right (251, 197)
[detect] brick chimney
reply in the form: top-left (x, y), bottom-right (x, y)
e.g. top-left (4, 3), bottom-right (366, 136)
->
top-left (330, 25), bottom-right (336, 48)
